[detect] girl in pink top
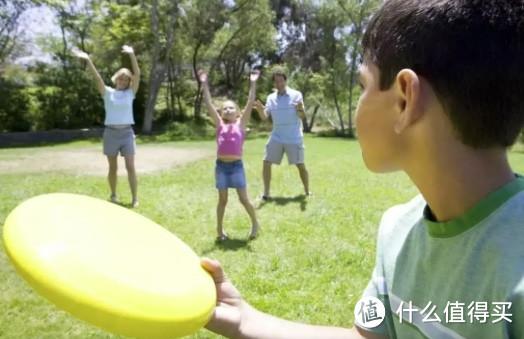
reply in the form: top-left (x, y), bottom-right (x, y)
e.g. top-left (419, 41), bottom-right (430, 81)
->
top-left (198, 69), bottom-right (260, 241)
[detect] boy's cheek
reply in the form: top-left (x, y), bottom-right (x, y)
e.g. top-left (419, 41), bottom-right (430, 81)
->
top-left (357, 117), bottom-right (399, 173)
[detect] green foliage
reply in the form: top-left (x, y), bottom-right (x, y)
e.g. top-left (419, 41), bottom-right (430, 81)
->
top-left (31, 64), bottom-right (104, 129)
top-left (0, 78), bottom-right (32, 132)
top-left (2, 0), bottom-right (381, 132)
top-left (90, 2), bottom-right (150, 69)
top-left (157, 120), bottom-right (215, 141)
top-left (182, 0), bottom-right (229, 47)
top-left (207, 0), bottom-right (277, 94)
top-left (0, 0), bottom-right (39, 65)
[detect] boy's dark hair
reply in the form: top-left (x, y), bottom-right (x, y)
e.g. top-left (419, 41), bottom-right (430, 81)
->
top-left (362, 0), bottom-right (524, 148)
top-left (272, 67), bottom-right (287, 81)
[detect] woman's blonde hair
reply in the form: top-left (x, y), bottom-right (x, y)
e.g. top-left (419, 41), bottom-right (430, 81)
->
top-left (111, 68), bottom-right (134, 87)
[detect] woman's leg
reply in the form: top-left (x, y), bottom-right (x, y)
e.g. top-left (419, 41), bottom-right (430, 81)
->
top-left (217, 189), bottom-right (228, 239)
top-left (236, 188), bottom-right (259, 239)
top-left (106, 156), bottom-right (118, 200)
top-left (124, 155), bottom-right (138, 207)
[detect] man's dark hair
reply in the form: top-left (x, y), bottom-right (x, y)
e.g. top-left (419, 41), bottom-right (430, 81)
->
top-left (272, 67), bottom-right (287, 81)
top-left (362, 0), bottom-right (524, 148)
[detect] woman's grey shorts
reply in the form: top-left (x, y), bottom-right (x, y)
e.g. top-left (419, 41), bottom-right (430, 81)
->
top-left (103, 126), bottom-right (135, 157)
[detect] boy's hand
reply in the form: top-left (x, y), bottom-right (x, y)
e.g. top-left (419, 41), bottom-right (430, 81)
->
top-left (201, 258), bottom-right (245, 338)
top-left (122, 45), bottom-right (134, 54)
top-left (250, 69), bottom-right (260, 82)
top-left (254, 100), bottom-right (265, 113)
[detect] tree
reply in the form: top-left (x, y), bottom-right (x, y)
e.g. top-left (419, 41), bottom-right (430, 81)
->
top-left (210, 1), bottom-right (275, 91)
top-left (180, 0), bottom-right (228, 120)
top-left (0, 78), bottom-right (32, 131)
top-left (142, 0), bottom-right (179, 133)
top-left (0, 0), bottom-right (39, 71)
top-left (338, 0), bottom-right (379, 136)
top-left (291, 69), bottom-right (326, 132)
top-left (273, 0), bottom-right (351, 134)
top-left (1, 0), bottom-right (382, 135)
top-left (269, 0), bottom-right (380, 136)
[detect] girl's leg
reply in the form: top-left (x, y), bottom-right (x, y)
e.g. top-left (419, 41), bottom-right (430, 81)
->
top-left (236, 188), bottom-right (259, 239)
top-left (124, 155), bottom-right (138, 207)
top-left (217, 189), bottom-right (228, 239)
top-left (106, 156), bottom-right (118, 201)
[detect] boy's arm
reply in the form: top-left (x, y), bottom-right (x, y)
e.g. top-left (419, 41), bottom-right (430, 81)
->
top-left (240, 70), bottom-right (259, 129)
top-left (202, 258), bottom-right (388, 339)
top-left (122, 45), bottom-right (140, 94)
top-left (238, 306), bottom-right (386, 339)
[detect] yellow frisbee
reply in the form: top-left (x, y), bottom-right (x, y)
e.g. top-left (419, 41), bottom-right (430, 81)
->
top-left (3, 193), bottom-right (216, 338)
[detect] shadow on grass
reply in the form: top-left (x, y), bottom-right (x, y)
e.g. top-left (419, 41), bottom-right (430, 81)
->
top-left (257, 194), bottom-right (308, 211)
top-left (201, 237), bottom-right (253, 255)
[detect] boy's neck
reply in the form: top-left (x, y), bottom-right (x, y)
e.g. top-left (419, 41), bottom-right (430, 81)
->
top-left (406, 145), bottom-right (515, 222)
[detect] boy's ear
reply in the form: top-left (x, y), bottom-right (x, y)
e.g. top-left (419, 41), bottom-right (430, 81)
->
top-left (394, 69), bottom-right (422, 134)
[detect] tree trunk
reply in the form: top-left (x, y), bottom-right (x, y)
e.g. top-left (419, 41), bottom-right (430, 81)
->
top-left (347, 32), bottom-right (360, 138)
top-left (59, 15), bottom-right (69, 75)
top-left (192, 41), bottom-right (203, 120)
top-left (168, 60), bottom-right (177, 121)
top-left (142, 0), bottom-right (178, 133)
top-left (142, 0), bottom-right (161, 134)
top-left (331, 69), bottom-right (345, 134)
top-left (143, 64), bottom-right (164, 133)
top-left (309, 104), bottom-right (320, 132)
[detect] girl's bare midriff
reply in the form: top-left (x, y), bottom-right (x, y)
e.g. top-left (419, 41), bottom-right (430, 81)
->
top-left (218, 155), bottom-right (242, 162)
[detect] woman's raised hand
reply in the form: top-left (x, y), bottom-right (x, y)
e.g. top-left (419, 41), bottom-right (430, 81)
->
top-left (71, 48), bottom-right (90, 60)
top-left (122, 45), bottom-right (134, 54)
top-left (197, 69), bottom-right (208, 84)
top-left (250, 69), bottom-right (260, 82)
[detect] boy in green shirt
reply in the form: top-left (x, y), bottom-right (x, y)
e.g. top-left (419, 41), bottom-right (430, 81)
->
top-left (201, 0), bottom-right (524, 338)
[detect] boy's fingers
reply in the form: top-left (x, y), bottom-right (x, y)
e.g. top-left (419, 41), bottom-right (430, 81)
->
top-left (201, 257), bottom-right (228, 284)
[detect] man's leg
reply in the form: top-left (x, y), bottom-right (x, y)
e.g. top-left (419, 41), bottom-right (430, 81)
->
top-left (263, 140), bottom-right (284, 199)
top-left (263, 160), bottom-right (272, 198)
top-left (286, 143), bottom-right (310, 195)
top-left (296, 163), bottom-right (310, 196)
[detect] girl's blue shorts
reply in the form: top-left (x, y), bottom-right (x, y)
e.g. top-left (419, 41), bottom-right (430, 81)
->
top-left (215, 160), bottom-right (246, 190)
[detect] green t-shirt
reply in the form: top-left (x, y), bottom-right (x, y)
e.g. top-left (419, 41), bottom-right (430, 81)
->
top-left (358, 177), bottom-right (524, 338)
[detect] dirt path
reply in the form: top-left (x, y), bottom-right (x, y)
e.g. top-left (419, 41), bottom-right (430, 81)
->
top-left (0, 145), bottom-right (213, 176)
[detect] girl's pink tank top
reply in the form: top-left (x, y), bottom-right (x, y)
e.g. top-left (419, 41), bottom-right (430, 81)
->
top-left (217, 120), bottom-right (244, 157)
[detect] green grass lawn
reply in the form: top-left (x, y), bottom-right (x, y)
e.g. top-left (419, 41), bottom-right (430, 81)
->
top-left (1, 136), bottom-right (523, 338)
